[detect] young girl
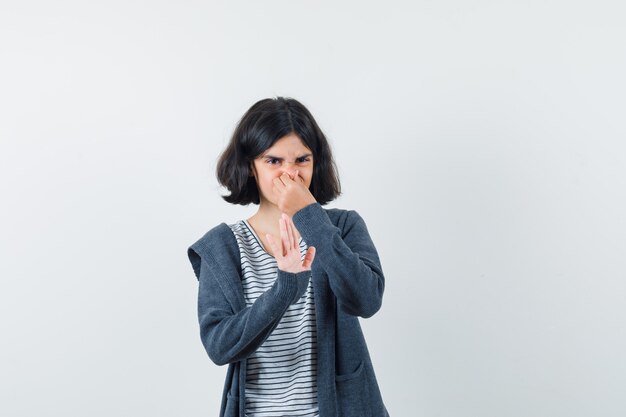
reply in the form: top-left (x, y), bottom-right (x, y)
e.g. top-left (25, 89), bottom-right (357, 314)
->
top-left (187, 97), bottom-right (389, 417)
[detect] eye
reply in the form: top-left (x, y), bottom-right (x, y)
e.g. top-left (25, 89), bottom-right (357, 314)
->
top-left (264, 157), bottom-right (311, 165)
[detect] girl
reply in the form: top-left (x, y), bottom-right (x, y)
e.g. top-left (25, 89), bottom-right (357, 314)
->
top-left (187, 97), bottom-right (389, 417)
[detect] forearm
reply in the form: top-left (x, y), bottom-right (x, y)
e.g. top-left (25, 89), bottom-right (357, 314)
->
top-left (293, 203), bottom-right (385, 318)
top-left (198, 265), bottom-right (310, 365)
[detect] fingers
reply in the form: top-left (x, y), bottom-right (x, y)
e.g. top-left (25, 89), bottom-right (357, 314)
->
top-left (272, 173), bottom-right (293, 200)
top-left (286, 214), bottom-right (301, 242)
top-left (276, 171), bottom-right (302, 186)
top-left (273, 171), bottom-right (305, 202)
top-left (280, 212), bottom-right (300, 243)
top-left (279, 216), bottom-right (290, 256)
top-left (292, 170), bottom-right (305, 184)
top-left (283, 213), bottom-right (295, 250)
top-left (265, 233), bottom-right (277, 256)
top-left (272, 213), bottom-right (314, 271)
top-left (278, 172), bottom-right (291, 186)
top-left (282, 213), bottom-right (303, 252)
top-left (273, 175), bottom-right (287, 192)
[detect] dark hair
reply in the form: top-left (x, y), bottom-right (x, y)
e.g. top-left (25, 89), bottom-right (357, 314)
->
top-left (216, 96), bottom-right (341, 206)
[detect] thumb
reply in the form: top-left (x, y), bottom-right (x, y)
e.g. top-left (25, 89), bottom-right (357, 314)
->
top-left (296, 170), bottom-right (305, 184)
top-left (302, 246), bottom-right (316, 269)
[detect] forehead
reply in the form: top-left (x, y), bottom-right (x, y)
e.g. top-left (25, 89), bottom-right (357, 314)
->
top-left (262, 133), bottom-right (312, 156)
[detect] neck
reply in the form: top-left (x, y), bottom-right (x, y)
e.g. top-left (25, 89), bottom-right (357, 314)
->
top-left (248, 198), bottom-right (287, 234)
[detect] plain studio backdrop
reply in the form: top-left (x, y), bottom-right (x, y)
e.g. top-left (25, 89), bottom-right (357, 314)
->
top-left (1, 1), bottom-right (625, 416)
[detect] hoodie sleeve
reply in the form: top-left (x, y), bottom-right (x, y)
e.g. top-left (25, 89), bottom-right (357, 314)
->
top-left (292, 202), bottom-right (385, 318)
top-left (188, 236), bottom-right (310, 366)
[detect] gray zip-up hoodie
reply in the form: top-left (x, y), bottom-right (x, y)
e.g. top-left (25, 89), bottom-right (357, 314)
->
top-left (187, 202), bottom-right (390, 417)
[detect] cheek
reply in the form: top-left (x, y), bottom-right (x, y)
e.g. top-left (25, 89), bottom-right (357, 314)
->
top-left (262, 177), bottom-right (274, 188)
top-left (264, 176), bottom-right (280, 190)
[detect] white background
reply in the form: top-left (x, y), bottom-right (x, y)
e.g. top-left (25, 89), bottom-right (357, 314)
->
top-left (1, 1), bottom-right (625, 416)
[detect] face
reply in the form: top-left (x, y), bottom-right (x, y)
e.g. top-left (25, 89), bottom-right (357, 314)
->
top-left (249, 133), bottom-right (314, 207)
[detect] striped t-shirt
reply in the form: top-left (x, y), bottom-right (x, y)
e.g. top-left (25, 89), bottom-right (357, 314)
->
top-left (228, 219), bottom-right (319, 417)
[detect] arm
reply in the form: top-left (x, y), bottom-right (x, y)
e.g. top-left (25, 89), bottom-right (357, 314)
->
top-left (194, 250), bottom-right (310, 366)
top-left (292, 203), bottom-right (385, 318)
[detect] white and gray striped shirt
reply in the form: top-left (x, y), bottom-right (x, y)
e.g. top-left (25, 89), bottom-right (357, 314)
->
top-left (228, 219), bottom-right (319, 417)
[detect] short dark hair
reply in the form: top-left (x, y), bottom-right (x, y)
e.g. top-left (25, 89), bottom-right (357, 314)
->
top-left (216, 96), bottom-right (342, 206)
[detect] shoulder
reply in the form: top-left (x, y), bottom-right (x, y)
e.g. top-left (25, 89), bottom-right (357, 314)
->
top-left (323, 206), bottom-right (362, 223)
top-left (190, 222), bottom-right (237, 252)
top-left (186, 222), bottom-right (241, 280)
top-left (322, 206), bottom-right (375, 249)
top-left (295, 202), bottom-right (366, 237)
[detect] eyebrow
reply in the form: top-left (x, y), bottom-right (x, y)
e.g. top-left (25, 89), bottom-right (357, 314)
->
top-left (262, 153), bottom-right (313, 160)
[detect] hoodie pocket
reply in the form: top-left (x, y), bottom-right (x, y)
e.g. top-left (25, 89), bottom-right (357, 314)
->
top-left (335, 361), bottom-right (368, 417)
top-left (224, 393), bottom-right (239, 417)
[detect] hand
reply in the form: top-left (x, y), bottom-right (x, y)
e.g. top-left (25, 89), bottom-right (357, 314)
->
top-left (272, 170), bottom-right (317, 217)
top-left (266, 212), bottom-right (316, 273)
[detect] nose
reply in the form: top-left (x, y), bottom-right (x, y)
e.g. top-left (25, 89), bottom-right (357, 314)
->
top-left (282, 169), bottom-right (297, 178)
top-left (281, 163), bottom-right (298, 178)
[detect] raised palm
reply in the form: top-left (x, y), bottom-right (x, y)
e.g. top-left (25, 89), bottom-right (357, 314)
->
top-left (266, 213), bottom-right (316, 273)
